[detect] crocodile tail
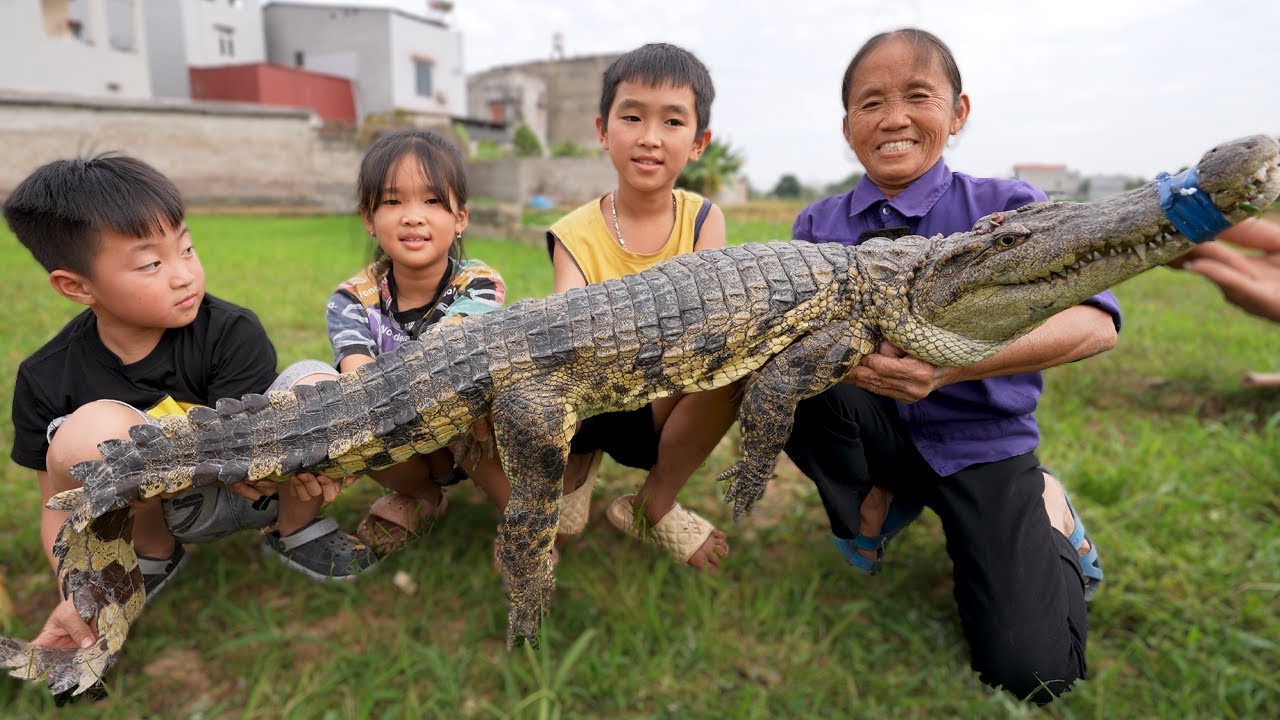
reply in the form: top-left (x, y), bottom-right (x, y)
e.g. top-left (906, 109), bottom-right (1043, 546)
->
top-left (63, 378), bottom-right (359, 528)
top-left (1, 507), bottom-right (140, 698)
top-left (0, 637), bottom-right (108, 699)
top-left (62, 339), bottom-right (466, 527)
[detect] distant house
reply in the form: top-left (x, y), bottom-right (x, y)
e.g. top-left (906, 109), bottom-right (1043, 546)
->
top-left (263, 1), bottom-right (466, 122)
top-left (468, 54), bottom-right (620, 155)
top-left (1013, 162), bottom-right (1082, 201)
top-left (142, 0), bottom-right (268, 99)
top-left (1084, 173), bottom-right (1139, 202)
top-left (0, 0), bottom-right (151, 98)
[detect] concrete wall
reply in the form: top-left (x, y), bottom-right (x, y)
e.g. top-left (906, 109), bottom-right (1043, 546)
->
top-left (0, 92), bottom-right (322, 207)
top-left (0, 1), bottom-right (151, 99)
top-left (465, 156), bottom-right (616, 207)
top-left (0, 93), bottom-right (611, 215)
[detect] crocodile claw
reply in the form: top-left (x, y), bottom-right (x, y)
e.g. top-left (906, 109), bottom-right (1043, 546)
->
top-left (717, 461), bottom-right (769, 520)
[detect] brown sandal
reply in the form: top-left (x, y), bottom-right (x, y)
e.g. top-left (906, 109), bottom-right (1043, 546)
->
top-left (356, 491), bottom-right (448, 557)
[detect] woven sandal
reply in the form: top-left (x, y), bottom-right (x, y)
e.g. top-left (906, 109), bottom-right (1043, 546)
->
top-left (605, 494), bottom-right (716, 564)
top-left (558, 450), bottom-right (602, 535)
top-left (356, 491), bottom-right (449, 557)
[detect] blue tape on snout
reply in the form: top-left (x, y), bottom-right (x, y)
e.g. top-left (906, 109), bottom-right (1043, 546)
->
top-left (1155, 167), bottom-right (1231, 244)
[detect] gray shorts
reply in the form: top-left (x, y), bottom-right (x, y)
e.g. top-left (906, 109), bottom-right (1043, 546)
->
top-left (46, 360), bottom-right (339, 544)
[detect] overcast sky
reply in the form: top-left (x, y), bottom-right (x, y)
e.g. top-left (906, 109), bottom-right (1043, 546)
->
top-left (286, 0), bottom-right (1280, 190)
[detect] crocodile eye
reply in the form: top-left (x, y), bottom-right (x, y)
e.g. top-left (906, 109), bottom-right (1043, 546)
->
top-left (997, 235), bottom-right (1016, 247)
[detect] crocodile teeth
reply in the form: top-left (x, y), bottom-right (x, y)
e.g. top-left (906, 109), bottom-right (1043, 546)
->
top-left (1134, 243), bottom-right (1147, 262)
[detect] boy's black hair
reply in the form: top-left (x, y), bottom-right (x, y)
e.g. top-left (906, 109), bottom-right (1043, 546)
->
top-left (2, 154), bottom-right (185, 276)
top-left (357, 129), bottom-right (468, 265)
top-left (599, 43), bottom-right (715, 136)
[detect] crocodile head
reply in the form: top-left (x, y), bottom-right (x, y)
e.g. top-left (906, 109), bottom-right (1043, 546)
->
top-left (864, 134), bottom-right (1280, 366)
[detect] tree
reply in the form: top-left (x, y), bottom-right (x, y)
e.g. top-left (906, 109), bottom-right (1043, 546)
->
top-left (772, 173), bottom-right (803, 198)
top-left (822, 171), bottom-right (863, 196)
top-left (678, 140), bottom-right (745, 197)
top-left (513, 123), bottom-right (543, 157)
top-left (551, 139), bottom-right (591, 157)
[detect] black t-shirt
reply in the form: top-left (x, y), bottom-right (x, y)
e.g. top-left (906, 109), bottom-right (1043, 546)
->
top-left (10, 294), bottom-right (278, 471)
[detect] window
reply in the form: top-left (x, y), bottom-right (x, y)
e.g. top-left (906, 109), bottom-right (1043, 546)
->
top-left (414, 58), bottom-right (433, 98)
top-left (294, 51), bottom-right (305, 67)
top-left (42, 0), bottom-right (93, 44)
top-left (105, 0), bottom-right (136, 52)
top-left (215, 25), bottom-right (235, 57)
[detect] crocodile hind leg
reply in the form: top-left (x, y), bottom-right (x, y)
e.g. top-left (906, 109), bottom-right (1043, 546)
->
top-left (489, 387), bottom-right (572, 648)
top-left (720, 323), bottom-right (876, 520)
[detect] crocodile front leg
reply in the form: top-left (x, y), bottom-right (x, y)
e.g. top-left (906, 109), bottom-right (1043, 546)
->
top-left (720, 322), bottom-right (877, 520)
top-left (489, 384), bottom-right (572, 648)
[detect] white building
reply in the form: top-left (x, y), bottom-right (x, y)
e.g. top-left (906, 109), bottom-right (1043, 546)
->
top-left (0, 0), bottom-right (151, 99)
top-left (468, 68), bottom-right (548, 149)
top-left (141, 0), bottom-right (267, 98)
top-left (1013, 163), bottom-right (1082, 201)
top-left (262, 1), bottom-right (465, 121)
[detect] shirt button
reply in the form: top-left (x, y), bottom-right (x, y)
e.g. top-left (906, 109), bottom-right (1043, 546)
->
top-left (881, 206), bottom-right (891, 214)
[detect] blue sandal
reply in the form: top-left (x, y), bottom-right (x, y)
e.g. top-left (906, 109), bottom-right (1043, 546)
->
top-left (831, 498), bottom-right (923, 574)
top-left (1064, 492), bottom-right (1103, 602)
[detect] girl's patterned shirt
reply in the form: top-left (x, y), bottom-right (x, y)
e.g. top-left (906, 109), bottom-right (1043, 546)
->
top-left (326, 257), bottom-right (505, 365)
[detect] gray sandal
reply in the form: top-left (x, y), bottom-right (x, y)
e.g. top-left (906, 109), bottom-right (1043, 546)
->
top-left (262, 517), bottom-right (378, 581)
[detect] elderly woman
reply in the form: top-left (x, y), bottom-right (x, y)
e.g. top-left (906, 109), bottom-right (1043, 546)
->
top-left (785, 28), bottom-right (1118, 703)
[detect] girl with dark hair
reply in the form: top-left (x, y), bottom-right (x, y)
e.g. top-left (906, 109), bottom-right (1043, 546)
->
top-left (325, 130), bottom-right (510, 556)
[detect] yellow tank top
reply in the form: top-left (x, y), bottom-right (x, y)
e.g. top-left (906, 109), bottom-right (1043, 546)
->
top-left (548, 188), bottom-right (712, 284)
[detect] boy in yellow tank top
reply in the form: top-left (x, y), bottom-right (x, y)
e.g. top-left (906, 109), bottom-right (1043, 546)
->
top-left (546, 43), bottom-right (736, 570)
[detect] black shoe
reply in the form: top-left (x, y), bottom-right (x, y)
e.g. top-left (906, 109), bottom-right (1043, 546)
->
top-left (262, 517), bottom-right (378, 581)
top-left (137, 543), bottom-right (188, 601)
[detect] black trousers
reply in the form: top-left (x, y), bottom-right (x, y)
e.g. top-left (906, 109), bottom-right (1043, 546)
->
top-left (785, 384), bottom-right (1088, 703)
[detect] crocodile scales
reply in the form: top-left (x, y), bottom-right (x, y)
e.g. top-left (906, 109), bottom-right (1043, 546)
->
top-left (4, 134), bottom-right (1278, 699)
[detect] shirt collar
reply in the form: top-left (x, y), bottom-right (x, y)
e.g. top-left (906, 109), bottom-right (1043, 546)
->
top-left (848, 158), bottom-right (953, 219)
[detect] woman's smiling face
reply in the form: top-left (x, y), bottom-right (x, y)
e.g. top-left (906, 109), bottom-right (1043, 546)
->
top-left (843, 37), bottom-right (970, 199)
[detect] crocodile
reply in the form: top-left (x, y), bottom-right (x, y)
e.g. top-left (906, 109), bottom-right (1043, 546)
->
top-left (4, 134), bottom-right (1278, 699)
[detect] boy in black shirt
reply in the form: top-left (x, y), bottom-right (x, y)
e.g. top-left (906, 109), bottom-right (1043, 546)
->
top-left (4, 154), bottom-right (375, 649)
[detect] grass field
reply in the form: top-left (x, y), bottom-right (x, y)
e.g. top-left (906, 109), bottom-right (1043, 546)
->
top-left (1, 210), bottom-right (1278, 718)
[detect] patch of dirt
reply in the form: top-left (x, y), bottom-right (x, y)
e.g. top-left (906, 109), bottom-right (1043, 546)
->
top-left (1095, 377), bottom-right (1280, 425)
top-left (143, 648), bottom-right (216, 716)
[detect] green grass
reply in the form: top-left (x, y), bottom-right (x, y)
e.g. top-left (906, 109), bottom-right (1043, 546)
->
top-left (2, 212), bottom-right (1278, 718)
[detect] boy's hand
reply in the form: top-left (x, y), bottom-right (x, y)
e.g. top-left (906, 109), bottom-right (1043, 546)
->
top-left (31, 597), bottom-right (97, 650)
top-left (225, 478), bottom-right (281, 502)
top-left (284, 472), bottom-right (355, 504)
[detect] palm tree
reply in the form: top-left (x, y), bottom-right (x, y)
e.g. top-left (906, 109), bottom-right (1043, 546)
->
top-left (678, 140), bottom-right (745, 197)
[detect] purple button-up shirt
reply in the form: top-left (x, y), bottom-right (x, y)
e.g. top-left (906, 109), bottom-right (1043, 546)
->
top-left (793, 159), bottom-right (1122, 475)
